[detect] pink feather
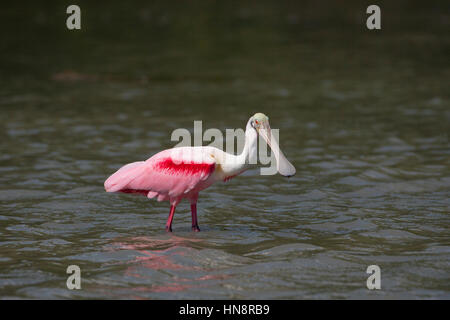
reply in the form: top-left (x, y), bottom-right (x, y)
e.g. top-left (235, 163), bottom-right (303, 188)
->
top-left (104, 149), bottom-right (216, 205)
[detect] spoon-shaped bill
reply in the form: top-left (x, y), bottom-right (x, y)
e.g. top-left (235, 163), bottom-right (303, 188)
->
top-left (258, 125), bottom-right (296, 177)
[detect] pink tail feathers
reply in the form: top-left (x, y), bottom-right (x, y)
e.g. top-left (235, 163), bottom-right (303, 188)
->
top-left (104, 161), bottom-right (145, 192)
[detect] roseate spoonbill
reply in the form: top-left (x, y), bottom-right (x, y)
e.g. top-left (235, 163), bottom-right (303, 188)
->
top-left (104, 113), bottom-right (295, 232)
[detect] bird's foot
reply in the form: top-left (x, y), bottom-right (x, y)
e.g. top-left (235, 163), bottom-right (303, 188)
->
top-left (165, 226), bottom-right (172, 232)
top-left (192, 225), bottom-right (200, 232)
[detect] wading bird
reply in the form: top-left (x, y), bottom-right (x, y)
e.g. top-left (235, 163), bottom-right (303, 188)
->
top-left (104, 113), bottom-right (295, 232)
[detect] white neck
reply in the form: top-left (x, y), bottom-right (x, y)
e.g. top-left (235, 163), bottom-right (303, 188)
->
top-left (219, 119), bottom-right (258, 177)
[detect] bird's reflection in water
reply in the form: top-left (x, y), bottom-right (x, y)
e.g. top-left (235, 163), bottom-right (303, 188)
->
top-left (106, 234), bottom-right (230, 296)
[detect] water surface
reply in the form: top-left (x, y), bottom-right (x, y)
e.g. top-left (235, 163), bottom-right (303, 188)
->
top-left (0, 0), bottom-right (449, 299)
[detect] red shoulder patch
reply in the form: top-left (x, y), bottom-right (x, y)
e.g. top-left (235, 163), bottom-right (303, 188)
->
top-left (155, 158), bottom-right (215, 176)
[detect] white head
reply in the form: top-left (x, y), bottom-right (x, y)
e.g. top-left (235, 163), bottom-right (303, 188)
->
top-left (247, 113), bottom-right (296, 177)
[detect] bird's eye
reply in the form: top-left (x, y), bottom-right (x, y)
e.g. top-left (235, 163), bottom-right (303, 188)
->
top-left (255, 120), bottom-right (259, 125)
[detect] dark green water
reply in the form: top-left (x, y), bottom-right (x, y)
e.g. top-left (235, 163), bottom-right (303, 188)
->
top-left (0, 1), bottom-right (449, 299)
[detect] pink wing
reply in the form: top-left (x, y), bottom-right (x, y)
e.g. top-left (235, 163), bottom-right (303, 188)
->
top-left (104, 148), bottom-right (216, 204)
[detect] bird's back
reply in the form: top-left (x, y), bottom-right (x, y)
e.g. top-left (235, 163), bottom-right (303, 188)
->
top-left (104, 147), bottom-right (218, 204)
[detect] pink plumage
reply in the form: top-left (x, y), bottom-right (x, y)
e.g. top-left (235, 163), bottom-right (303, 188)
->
top-left (104, 113), bottom-right (296, 232)
top-left (104, 149), bottom-right (216, 205)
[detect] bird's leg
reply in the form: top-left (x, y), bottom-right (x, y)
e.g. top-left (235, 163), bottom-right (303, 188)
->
top-left (190, 203), bottom-right (200, 232)
top-left (166, 205), bottom-right (176, 232)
